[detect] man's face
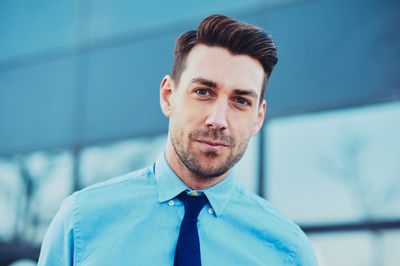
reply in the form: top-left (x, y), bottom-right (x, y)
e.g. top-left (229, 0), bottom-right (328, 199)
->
top-left (161, 44), bottom-right (266, 179)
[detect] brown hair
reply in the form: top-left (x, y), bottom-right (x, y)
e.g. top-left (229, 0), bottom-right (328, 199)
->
top-left (170, 14), bottom-right (278, 102)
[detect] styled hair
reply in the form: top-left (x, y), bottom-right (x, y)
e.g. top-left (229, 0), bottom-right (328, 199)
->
top-left (170, 14), bottom-right (278, 102)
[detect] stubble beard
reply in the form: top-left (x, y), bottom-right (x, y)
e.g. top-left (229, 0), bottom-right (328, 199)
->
top-left (170, 126), bottom-right (249, 179)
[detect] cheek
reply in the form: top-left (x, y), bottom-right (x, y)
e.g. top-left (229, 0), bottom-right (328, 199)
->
top-left (229, 114), bottom-right (257, 137)
top-left (180, 103), bottom-right (205, 126)
top-left (229, 126), bottom-right (250, 147)
top-left (170, 106), bottom-right (196, 136)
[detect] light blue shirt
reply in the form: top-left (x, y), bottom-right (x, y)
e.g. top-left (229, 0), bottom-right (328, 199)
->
top-left (38, 152), bottom-right (318, 265)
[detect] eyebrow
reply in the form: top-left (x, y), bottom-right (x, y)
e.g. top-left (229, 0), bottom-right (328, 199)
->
top-left (190, 76), bottom-right (258, 99)
top-left (232, 89), bottom-right (258, 99)
top-left (190, 77), bottom-right (217, 88)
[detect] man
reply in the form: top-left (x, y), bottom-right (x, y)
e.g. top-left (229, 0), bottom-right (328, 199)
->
top-left (38, 14), bottom-right (318, 265)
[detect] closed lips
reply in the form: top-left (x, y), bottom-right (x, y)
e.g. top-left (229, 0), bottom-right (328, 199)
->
top-left (198, 140), bottom-right (229, 146)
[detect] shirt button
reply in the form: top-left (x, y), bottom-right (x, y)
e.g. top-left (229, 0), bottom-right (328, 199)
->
top-left (208, 208), bottom-right (214, 214)
top-left (168, 200), bottom-right (174, 206)
top-left (190, 191), bottom-right (199, 196)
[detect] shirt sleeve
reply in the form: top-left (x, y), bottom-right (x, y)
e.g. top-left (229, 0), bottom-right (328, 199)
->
top-left (296, 234), bottom-right (319, 266)
top-left (38, 194), bottom-right (76, 266)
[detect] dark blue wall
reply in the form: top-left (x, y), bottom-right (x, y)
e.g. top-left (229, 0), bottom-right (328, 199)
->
top-left (1, 0), bottom-right (399, 155)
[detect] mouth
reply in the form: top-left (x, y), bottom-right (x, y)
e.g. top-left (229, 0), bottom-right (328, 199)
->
top-left (196, 139), bottom-right (229, 149)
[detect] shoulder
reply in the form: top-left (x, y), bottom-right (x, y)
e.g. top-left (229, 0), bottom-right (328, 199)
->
top-left (80, 165), bottom-right (153, 193)
top-left (232, 183), bottom-right (318, 265)
top-left (39, 165), bottom-right (157, 264)
top-left (61, 164), bottom-right (157, 231)
top-left (70, 165), bottom-right (156, 216)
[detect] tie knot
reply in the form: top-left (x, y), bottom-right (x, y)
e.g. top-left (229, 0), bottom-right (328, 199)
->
top-left (177, 192), bottom-right (208, 219)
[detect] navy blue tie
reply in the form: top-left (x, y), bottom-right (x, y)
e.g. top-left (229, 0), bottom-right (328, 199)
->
top-left (174, 192), bottom-right (208, 266)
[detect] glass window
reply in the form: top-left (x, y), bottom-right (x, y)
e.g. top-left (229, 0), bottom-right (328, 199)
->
top-left (310, 230), bottom-right (400, 266)
top-left (0, 150), bottom-right (73, 245)
top-left (265, 101), bottom-right (400, 224)
top-left (80, 134), bottom-right (167, 187)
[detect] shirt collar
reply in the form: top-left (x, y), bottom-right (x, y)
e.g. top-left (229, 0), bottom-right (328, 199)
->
top-left (202, 170), bottom-right (236, 217)
top-left (155, 152), bottom-right (188, 204)
top-left (154, 151), bottom-right (236, 217)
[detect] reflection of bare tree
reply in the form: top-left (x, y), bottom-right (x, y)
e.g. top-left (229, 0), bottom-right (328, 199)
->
top-left (0, 171), bottom-right (12, 203)
top-left (318, 132), bottom-right (400, 266)
top-left (2, 136), bottom-right (164, 246)
top-left (318, 134), bottom-right (373, 217)
top-left (82, 136), bottom-right (164, 186)
top-left (318, 133), bottom-right (400, 219)
top-left (12, 152), bottom-right (57, 244)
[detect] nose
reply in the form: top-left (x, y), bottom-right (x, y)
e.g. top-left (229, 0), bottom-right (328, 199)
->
top-left (205, 99), bottom-right (228, 130)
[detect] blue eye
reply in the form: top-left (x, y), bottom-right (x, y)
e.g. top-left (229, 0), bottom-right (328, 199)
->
top-left (234, 97), bottom-right (250, 106)
top-left (195, 89), bottom-right (210, 96)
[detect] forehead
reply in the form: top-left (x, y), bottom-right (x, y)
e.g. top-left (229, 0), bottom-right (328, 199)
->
top-left (180, 44), bottom-right (265, 94)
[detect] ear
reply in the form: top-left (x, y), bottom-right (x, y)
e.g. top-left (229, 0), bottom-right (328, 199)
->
top-left (251, 99), bottom-right (266, 136)
top-left (160, 75), bottom-right (174, 117)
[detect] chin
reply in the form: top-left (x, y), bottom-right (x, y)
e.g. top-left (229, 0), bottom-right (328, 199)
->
top-left (195, 161), bottom-right (230, 178)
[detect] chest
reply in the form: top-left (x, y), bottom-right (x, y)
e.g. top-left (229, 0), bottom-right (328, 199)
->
top-left (75, 206), bottom-right (294, 265)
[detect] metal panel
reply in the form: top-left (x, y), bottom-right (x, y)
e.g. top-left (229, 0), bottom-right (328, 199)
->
top-left (0, 0), bottom-right (80, 61)
top-left (88, 0), bottom-right (263, 40)
top-left (245, 0), bottom-right (400, 117)
top-left (83, 33), bottom-right (176, 142)
top-left (0, 58), bottom-right (77, 154)
top-left (0, 0), bottom-right (399, 155)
